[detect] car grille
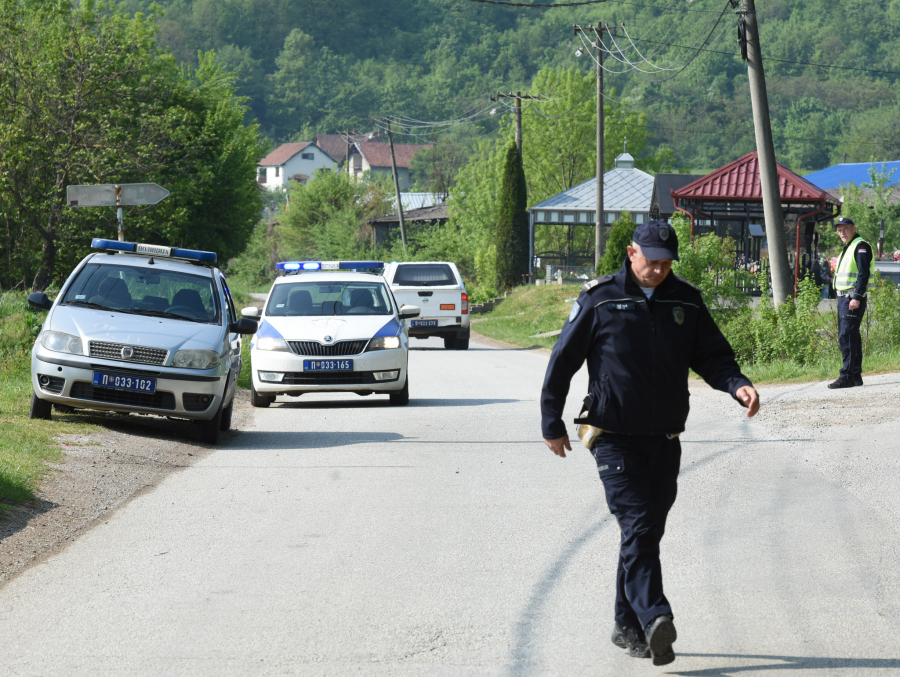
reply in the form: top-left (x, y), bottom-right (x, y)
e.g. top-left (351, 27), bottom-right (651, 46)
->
top-left (282, 371), bottom-right (390, 385)
top-left (288, 340), bottom-right (367, 356)
top-left (70, 382), bottom-right (176, 410)
top-left (38, 375), bottom-right (65, 395)
top-left (89, 341), bottom-right (169, 366)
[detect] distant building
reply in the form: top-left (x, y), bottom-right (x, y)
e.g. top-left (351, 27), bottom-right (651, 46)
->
top-left (347, 141), bottom-right (430, 190)
top-left (650, 173), bottom-right (705, 220)
top-left (315, 131), bottom-right (383, 168)
top-left (804, 161), bottom-right (900, 190)
top-left (257, 142), bottom-right (337, 191)
top-left (389, 192), bottom-right (444, 211)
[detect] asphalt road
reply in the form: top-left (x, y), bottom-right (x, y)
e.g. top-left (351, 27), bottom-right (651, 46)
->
top-left (1, 337), bottom-right (900, 676)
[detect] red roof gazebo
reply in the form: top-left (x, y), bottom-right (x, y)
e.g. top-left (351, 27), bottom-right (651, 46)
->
top-left (671, 151), bottom-right (841, 290)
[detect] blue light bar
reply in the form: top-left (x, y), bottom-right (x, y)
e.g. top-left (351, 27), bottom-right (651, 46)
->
top-left (276, 261), bottom-right (384, 272)
top-left (91, 238), bottom-right (216, 264)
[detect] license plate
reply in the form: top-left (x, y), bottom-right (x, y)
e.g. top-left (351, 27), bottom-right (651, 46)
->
top-left (303, 359), bottom-right (353, 371)
top-left (411, 320), bottom-right (438, 327)
top-left (92, 372), bottom-right (157, 393)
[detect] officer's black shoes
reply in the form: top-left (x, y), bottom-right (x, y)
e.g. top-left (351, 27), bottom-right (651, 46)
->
top-left (827, 377), bottom-right (855, 389)
top-left (645, 615), bottom-right (677, 666)
top-left (854, 375), bottom-right (864, 386)
top-left (611, 622), bottom-right (651, 659)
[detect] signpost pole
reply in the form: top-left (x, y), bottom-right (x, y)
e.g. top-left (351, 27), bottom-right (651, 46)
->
top-left (115, 185), bottom-right (124, 241)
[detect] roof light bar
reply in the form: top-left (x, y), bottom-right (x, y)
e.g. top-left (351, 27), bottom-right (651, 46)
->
top-left (91, 239), bottom-right (217, 263)
top-left (276, 260), bottom-right (384, 272)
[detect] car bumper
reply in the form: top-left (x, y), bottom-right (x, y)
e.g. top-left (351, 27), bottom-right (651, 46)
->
top-left (251, 347), bottom-right (407, 394)
top-left (31, 350), bottom-right (227, 421)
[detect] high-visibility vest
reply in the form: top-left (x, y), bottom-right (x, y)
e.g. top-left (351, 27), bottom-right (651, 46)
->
top-left (834, 236), bottom-right (869, 290)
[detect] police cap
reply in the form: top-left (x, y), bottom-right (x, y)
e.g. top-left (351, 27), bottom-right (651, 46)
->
top-left (633, 220), bottom-right (679, 261)
top-left (835, 217), bottom-right (855, 227)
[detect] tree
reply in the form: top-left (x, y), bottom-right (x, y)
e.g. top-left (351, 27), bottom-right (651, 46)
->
top-left (596, 212), bottom-right (636, 276)
top-left (840, 164), bottom-right (900, 250)
top-left (495, 143), bottom-right (528, 290)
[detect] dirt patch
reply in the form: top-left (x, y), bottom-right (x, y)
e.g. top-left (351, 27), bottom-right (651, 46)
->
top-left (0, 390), bottom-right (253, 587)
top-left (470, 330), bottom-right (551, 356)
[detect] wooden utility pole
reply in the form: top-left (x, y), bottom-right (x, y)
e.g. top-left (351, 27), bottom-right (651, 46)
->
top-left (345, 129), bottom-right (351, 176)
top-left (385, 118), bottom-right (407, 248)
top-left (492, 92), bottom-right (540, 155)
top-left (741, 0), bottom-right (792, 304)
top-left (574, 23), bottom-right (622, 268)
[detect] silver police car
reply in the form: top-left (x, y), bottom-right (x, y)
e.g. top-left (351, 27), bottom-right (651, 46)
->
top-left (28, 239), bottom-right (257, 444)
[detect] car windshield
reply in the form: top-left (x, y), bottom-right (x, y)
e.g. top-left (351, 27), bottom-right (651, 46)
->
top-left (61, 263), bottom-right (219, 323)
top-left (266, 280), bottom-right (393, 317)
top-left (392, 263), bottom-right (457, 286)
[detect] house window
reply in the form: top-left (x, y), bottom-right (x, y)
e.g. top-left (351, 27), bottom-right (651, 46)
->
top-left (550, 211), bottom-right (560, 222)
top-left (563, 213), bottom-right (575, 223)
top-left (536, 211), bottom-right (546, 222)
top-left (301, 153), bottom-right (314, 160)
top-left (634, 213), bottom-right (646, 224)
top-left (605, 212), bottom-right (617, 223)
top-left (275, 167), bottom-right (280, 177)
top-left (578, 212), bottom-right (589, 223)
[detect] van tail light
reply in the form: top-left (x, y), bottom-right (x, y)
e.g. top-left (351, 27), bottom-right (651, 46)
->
top-left (461, 293), bottom-right (468, 314)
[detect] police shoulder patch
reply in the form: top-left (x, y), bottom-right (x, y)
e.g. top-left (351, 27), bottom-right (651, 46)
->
top-left (582, 275), bottom-right (614, 292)
top-left (568, 300), bottom-right (582, 323)
top-left (675, 275), bottom-right (701, 292)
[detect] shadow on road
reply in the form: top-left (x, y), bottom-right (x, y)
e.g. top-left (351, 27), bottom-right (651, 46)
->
top-left (273, 397), bottom-right (521, 409)
top-left (672, 654), bottom-right (900, 675)
top-left (232, 430), bottom-right (407, 449)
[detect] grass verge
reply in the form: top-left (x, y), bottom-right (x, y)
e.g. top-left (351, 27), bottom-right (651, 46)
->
top-left (472, 284), bottom-right (900, 385)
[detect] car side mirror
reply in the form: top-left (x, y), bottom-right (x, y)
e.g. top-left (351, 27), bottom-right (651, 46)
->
top-left (28, 292), bottom-right (52, 311)
top-left (241, 306), bottom-right (260, 319)
top-left (229, 318), bottom-right (258, 335)
top-left (399, 305), bottom-right (420, 319)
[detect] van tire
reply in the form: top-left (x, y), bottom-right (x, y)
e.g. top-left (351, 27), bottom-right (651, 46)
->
top-left (443, 335), bottom-right (456, 350)
top-left (29, 392), bottom-right (52, 420)
top-left (454, 338), bottom-right (469, 350)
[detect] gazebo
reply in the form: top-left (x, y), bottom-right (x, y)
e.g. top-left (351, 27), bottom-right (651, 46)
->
top-left (671, 151), bottom-right (842, 290)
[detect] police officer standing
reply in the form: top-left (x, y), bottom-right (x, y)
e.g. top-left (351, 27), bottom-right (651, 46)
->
top-left (829, 216), bottom-right (872, 389)
top-left (540, 221), bottom-right (759, 666)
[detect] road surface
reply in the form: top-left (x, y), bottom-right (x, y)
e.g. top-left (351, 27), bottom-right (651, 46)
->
top-left (1, 337), bottom-right (899, 676)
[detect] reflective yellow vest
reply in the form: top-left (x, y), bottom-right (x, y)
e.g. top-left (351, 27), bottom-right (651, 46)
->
top-left (834, 236), bottom-right (869, 291)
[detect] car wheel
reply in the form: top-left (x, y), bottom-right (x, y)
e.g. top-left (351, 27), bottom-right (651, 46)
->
top-left (443, 335), bottom-right (456, 349)
top-left (198, 404), bottom-right (223, 444)
top-left (454, 338), bottom-right (469, 351)
top-left (29, 392), bottom-right (52, 420)
top-left (219, 398), bottom-right (234, 431)
top-left (251, 383), bottom-right (273, 408)
top-left (389, 378), bottom-right (409, 406)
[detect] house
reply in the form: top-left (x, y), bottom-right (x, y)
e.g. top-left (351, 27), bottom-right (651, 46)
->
top-left (257, 142), bottom-right (337, 191)
top-left (347, 141), bottom-right (430, 190)
top-left (315, 132), bottom-right (383, 168)
top-left (650, 173), bottom-right (705, 220)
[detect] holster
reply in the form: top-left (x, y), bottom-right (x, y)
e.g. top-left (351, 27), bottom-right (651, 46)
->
top-left (575, 392), bottom-right (602, 449)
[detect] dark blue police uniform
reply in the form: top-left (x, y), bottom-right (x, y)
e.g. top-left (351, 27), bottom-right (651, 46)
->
top-left (830, 218), bottom-right (872, 389)
top-left (540, 222), bottom-right (752, 657)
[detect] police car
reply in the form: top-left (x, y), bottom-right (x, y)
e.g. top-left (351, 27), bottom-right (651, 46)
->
top-left (246, 261), bottom-right (418, 407)
top-left (28, 239), bottom-right (258, 444)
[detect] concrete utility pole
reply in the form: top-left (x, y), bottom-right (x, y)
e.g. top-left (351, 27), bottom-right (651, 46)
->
top-left (741, 0), bottom-right (793, 304)
top-left (384, 118), bottom-right (407, 249)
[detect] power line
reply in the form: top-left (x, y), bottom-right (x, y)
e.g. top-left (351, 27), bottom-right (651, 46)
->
top-left (463, 0), bottom-right (727, 12)
top-left (646, 124), bottom-right (900, 147)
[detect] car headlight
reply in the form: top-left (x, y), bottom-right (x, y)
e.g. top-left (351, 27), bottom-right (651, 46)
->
top-left (256, 337), bottom-right (290, 352)
top-left (41, 331), bottom-right (83, 355)
top-left (367, 336), bottom-right (400, 351)
top-left (172, 349), bottom-right (221, 369)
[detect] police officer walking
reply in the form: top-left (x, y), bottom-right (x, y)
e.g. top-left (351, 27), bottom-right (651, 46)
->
top-left (540, 221), bottom-right (759, 666)
top-left (829, 216), bottom-right (872, 389)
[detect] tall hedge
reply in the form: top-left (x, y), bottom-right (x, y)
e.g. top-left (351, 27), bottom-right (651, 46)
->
top-left (596, 212), bottom-right (637, 276)
top-left (495, 143), bottom-right (529, 289)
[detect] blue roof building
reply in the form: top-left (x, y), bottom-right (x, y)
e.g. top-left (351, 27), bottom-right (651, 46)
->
top-left (804, 162), bottom-right (900, 190)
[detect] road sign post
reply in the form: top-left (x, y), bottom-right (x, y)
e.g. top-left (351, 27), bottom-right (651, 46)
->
top-left (66, 183), bottom-right (170, 241)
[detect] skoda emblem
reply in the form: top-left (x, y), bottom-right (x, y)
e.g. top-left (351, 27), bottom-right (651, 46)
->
top-left (673, 307), bottom-right (685, 325)
top-left (121, 346), bottom-right (134, 359)
top-left (659, 227), bottom-right (670, 241)
top-left (324, 335), bottom-right (333, 342)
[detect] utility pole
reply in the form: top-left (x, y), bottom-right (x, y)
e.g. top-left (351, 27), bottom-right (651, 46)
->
top-left (345, 129), bottom-right (351, 177)
top-left (740, 0), bottom-right (792, 304)
top-left (492, 92), bottom-right (541, 155)
top-left (574, 23), bottom-right (622, 268)
top-left (384, 117), bottom-right (407, 249)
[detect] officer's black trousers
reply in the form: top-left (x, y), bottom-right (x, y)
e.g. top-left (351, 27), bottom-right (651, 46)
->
top-left (591, 434), bottom-right (681, 631)
top-left (837, 295), bottom-right (866, 379)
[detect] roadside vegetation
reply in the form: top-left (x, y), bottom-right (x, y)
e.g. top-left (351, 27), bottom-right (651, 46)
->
top-left (0, 292), bottom-right (98, 508)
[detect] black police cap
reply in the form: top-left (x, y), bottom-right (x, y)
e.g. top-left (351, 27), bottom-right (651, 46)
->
top-left (835, 217), bottom-right (855, 227)
top-left (632, 220), bottom-right (679, 261)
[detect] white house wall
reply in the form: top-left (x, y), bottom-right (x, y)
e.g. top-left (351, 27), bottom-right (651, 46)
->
top-left (262, 147), bottom-right (336, 191)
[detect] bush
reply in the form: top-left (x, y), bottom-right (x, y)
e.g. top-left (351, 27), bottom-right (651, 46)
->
top-left (596, 212), bottom-right (635, 276)
top-left (0, 291), bottom-right (45, 357)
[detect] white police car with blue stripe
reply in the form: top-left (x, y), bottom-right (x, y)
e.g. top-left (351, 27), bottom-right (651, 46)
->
top-left (28, 239), bottom-right (258, 444)
top-left (246, 261), bottom-right (418, 406)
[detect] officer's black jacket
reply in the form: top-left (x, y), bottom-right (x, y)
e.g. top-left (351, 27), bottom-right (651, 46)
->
top-left (540, 261), bottom-right (752, 439)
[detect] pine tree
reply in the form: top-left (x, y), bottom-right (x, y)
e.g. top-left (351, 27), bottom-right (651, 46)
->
top-left (596, 212), bottom-right (637, 276)
top-left (495, 143), bottom-right (529, 290)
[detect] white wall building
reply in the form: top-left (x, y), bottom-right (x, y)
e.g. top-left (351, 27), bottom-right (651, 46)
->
top-left (257, 142), bottom-right (337, 191)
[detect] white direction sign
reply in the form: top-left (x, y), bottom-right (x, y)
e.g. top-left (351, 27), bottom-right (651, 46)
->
top-left (67, 183), bottom-right (170, 207)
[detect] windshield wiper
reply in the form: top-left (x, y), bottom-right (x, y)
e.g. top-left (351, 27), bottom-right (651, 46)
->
top-left (65, 300), bottom-right (114, 311)
top-left (129, 309), bottom-right (209, 323)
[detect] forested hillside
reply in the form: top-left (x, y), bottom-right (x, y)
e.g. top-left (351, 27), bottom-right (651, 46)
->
top-left (123, 0), bottom-right (900, 173)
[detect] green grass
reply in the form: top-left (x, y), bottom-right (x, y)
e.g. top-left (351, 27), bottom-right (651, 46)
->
top-left (238, 335), bottom-right (252, 390)
top-left (472, 284), bottom-right (578, 350)
top-left (740, 347), bottom-right (900, 385)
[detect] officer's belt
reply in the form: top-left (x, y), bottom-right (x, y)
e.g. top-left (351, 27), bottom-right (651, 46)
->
top-left (837, 290), bottom-right (865, 298)
top-left (576, 423), bottom-right (680, 449)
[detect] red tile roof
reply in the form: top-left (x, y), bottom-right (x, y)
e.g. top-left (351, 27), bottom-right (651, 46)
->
top-left (356, 142), bottom-right (430, 169)
top-left (672, 151), bottom-right (829, 202)
top-left (258, 142), bottom-right (312, 167)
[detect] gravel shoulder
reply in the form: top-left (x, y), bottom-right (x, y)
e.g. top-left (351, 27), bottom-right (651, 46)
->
top-left (0, 390), bottom-right (253, 588)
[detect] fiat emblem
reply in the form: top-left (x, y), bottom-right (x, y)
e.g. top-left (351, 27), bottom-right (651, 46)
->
top-left (324, 335), bottom-right (333, 342)
top-left (121, 346), bottom-right (134, 359)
